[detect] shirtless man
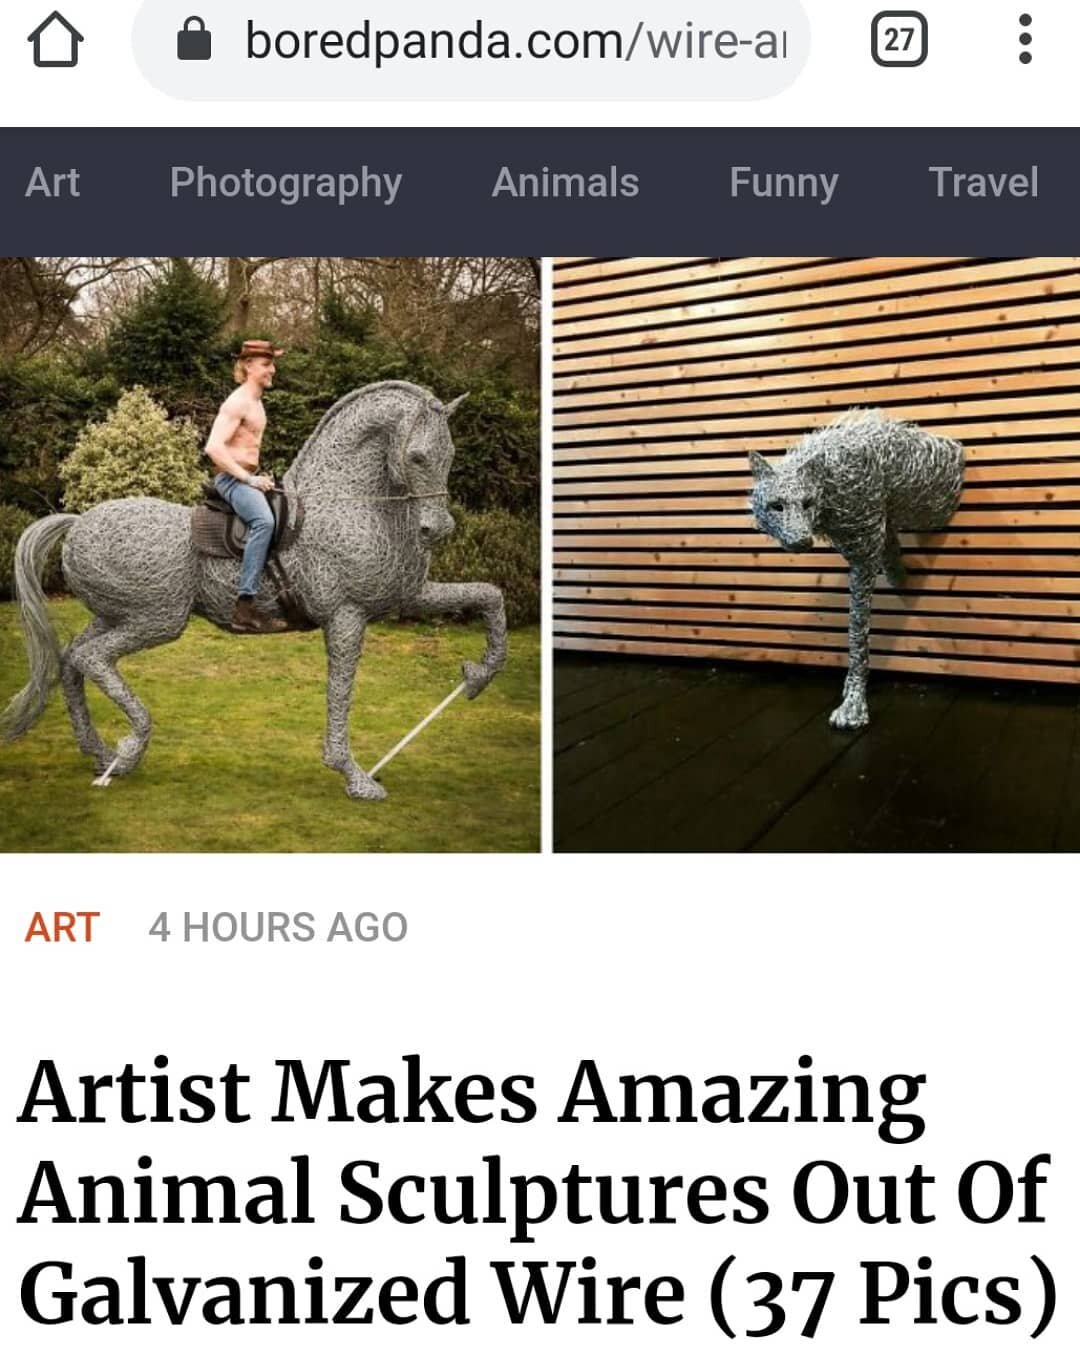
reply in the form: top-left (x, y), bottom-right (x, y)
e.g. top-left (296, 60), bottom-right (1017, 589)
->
top-left (204, 339), bottom-right (289, 634)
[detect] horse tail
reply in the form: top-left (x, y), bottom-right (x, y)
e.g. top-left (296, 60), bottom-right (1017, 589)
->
top-left (1, 513), bottom-right (77, 741)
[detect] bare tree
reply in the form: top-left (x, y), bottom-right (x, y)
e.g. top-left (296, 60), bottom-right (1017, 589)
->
top-left (222, 257), bottom-right (288, 334)
top-left (0, 257), bottom-right (148, 354)
top-left (6, 257), bottom-right (540, 382)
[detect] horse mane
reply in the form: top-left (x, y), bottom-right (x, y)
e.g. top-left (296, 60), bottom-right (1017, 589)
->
top-left (286, 380), bottom-right (435, 487)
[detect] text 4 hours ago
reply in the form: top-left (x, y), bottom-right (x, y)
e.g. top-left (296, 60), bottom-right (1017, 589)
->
top-left (147, 912), bottom-right (407, 943)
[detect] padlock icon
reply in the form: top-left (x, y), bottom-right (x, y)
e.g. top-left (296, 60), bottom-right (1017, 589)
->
top-left (176, 16), bottom-right (212, 61)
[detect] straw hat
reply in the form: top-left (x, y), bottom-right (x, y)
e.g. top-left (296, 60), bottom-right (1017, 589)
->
top-left (235, 339), bottom-right (285, 359)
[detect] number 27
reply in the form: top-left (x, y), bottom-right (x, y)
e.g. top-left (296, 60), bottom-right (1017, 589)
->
top-left (883, 26), bottom-right (916, 51)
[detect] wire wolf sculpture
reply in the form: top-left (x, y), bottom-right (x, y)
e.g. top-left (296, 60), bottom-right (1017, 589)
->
top-left (749, 410), bottom-right (964, 730)
top-left (2, 381), bottom-right (507, 800)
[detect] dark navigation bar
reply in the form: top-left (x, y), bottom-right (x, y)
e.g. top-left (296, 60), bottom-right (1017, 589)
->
top-left (2, 128), bottom-right (1076, 252)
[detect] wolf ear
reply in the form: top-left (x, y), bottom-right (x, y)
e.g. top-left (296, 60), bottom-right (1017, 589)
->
top-left (749, 451), bottom-right (774, 481)
top-left (802, 452), bottom-right (824, 485)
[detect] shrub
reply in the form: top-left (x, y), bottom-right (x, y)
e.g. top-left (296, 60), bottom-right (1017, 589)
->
top-left (59, 386), bottom-right (204, 513)
top-left (0, 354), bottom-right (118, 512)
top-left (444, 378), bottom-right (538, 517)
top-left (430, 507), bottom-right (539, 628)
top-left (0, 504), bottom-right (63, 600)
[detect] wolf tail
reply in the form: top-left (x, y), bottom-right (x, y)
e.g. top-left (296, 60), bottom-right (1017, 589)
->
top-left (1, 513), bottom-right (77, 741)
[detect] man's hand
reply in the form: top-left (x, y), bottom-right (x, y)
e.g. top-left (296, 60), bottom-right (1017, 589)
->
top-left (249, 474), bottom-right (274, 492)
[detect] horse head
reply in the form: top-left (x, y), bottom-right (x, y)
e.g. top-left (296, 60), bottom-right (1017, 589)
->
top-left (285, 381), bottom-right (469, 548)
top-left (388, 389), bottom-right (468, 548)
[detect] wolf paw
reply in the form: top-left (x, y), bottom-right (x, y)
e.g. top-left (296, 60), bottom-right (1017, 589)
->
top-left (829, 698), bottom-right (870, 732)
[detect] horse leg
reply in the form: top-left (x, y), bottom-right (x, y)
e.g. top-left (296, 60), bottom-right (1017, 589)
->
top-left (67, 620), bottom-right (170, 778)
top-left (321, 606), bottom-right (386, 801)
top-left (403, 581), bottom-right (507, 699)
top-left (60, 617), bottom-right (111, 768)
top-left (830, 560), bottom-right (876, 731)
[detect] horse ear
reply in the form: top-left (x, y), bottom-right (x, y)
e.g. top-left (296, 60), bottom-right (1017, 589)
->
top-left (445, 393), bottom-right (469, 417)
top-left (749, 451), bottom-right (774, 480)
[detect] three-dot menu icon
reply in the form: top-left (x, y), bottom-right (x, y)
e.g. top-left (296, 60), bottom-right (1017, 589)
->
top-left (1019, 14), bottom-right (1033, 64)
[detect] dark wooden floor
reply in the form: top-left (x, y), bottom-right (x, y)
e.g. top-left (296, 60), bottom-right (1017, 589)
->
top-left (554, 655), bottom-right (1080, 852)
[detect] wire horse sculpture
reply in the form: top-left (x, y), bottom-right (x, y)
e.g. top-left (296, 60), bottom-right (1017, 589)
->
top-left (749, 410), bottom-right (964, 730)
top-left (2, 380), bottom-right (507, 800)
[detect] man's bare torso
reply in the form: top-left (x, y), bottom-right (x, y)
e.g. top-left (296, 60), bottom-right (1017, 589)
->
top-left (221, 387), bottom-right (266, 471)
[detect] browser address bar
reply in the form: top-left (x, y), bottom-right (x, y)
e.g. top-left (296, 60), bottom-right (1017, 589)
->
top-left (133, 1), bottom-right (811, 100)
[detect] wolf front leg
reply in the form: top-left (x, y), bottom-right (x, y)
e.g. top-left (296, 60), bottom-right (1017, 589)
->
top-left (883, 524), bottom-right (907, 589)
top-left (321, 605), bottom-right (386, 801)
top-left (403, 581), bottom-right (507, 699)
top-left (830, 561), bottom-right (876, 731)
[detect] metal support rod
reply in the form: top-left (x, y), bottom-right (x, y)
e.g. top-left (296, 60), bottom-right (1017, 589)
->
top-left (369, 685), bottom-right (467, 783)
top-left (91, 756), bottom-right (120, 788)
top-left (369, 681), bottom-right (467, 779)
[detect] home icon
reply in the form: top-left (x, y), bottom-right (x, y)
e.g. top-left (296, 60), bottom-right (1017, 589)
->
top-left (28, 12), bottom-right (84, 68)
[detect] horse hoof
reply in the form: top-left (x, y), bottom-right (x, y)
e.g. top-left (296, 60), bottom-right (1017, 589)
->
top-left (108, 735), bottom-right (146, 777)
top-left (346, 774), bottom-right (388, 802)
top-left (92, 737), bottom-right (143, 781)
top-left (463, 660), bottom-right (495, 700)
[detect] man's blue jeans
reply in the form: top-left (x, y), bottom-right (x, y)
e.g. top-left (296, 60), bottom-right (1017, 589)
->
top-left (213, 472), bottom-right (274, 597)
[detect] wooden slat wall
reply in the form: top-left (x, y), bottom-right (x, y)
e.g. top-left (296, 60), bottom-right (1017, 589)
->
top-left (553, 256), bottom-right (1080, 684)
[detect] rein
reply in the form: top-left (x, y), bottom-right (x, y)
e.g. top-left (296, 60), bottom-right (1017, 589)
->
top-left (269, 487), bottom-right (449, 504)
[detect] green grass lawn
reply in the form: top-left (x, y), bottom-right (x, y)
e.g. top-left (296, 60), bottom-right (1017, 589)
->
top-left (0, 599), bottom-right (539, 852)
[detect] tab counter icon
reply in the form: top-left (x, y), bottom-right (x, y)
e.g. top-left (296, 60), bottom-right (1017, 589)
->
top-left (871, 11), bottom-right (928, 67)
top-left (177, 16), bottom-right (212, 61)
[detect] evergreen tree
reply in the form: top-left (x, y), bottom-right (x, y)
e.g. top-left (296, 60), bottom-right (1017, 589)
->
top-left (105, 260), bottom-right (228, 418)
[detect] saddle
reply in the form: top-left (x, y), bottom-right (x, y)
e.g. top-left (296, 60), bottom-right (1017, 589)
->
top-left (191, 481), bottom-right (313, 629)
top-left (192, 480), bottom-right (302, 559)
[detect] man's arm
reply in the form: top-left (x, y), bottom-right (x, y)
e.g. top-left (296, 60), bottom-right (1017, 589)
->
top-left (204, 396), bottom-right (267, 485)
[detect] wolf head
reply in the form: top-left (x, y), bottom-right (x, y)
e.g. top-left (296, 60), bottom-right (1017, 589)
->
top-left (748, 451), bottom-right (821, 552)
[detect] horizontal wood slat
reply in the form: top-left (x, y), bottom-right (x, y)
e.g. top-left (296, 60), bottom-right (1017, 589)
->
top-left (553, 296), bottom-right (1080, 373)
top-left (557, 531), bottom-right (1080, 550)
top-left (554, 464), bottom-right (1080, 489)
top-left (554, 397), bottom-right (1080, 445)
top-left (556, 604), bottom-right (1080, 643)
top-left (553, 256), bottom-right (978, 323)
top-left (554, 272), bottom-right (1080, 352)
top-left (553, 256), bottom-right (827, 289)
top-left (556, 548), bottom-right (1080, 572)
top-left (554, 433), bottom-right (1080, 464)
top-left (557, 566), bottom-right (1080, 596)
top-left (554, 320), bottom-right (1080, 388)
top-left (555, 587), bottom-right (1080, 618)
top-left (553, 257), bottom-right (1080, 684)
top-left (555, 367), bottom-right (1080, 424)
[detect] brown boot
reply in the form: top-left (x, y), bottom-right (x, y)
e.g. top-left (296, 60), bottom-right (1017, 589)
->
top-left (230, 596), bottom-right (288, 634)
